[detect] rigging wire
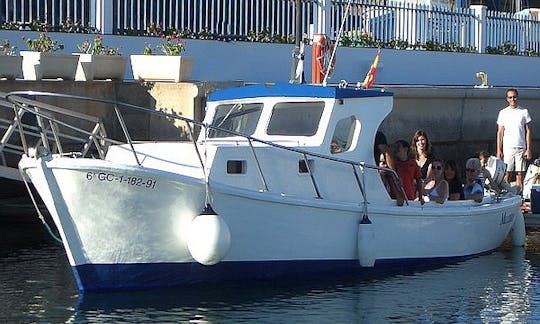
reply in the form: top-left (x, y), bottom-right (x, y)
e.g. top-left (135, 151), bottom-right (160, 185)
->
top-left (323, 0), bottom-right (353, 86)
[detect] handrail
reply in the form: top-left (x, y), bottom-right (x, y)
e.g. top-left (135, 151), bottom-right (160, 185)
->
top-left (0, 96), bottom-right (107, 171)
top-left (6, 90), bottom-right (407, 206)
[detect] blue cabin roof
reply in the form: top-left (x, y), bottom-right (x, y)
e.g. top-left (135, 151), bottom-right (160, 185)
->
top-left (208, 83), bottom-right (393, 102)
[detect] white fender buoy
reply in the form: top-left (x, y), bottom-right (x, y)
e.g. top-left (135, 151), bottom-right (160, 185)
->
top-left (357, 218), bottom-right (376, 267)
top-left (187, 204), bottom-right (231, 265)
top-left (511, 212), bottom-right (526, 247)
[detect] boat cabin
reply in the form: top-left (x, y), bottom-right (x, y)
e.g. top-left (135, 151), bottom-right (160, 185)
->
top-left (199, 83), bottom-right (395, 204)
top-left (203, 83), bottom-right (393, 162)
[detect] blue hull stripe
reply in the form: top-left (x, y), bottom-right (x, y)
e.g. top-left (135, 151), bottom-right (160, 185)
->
top-left (73, 250), bottom-right (495, 292)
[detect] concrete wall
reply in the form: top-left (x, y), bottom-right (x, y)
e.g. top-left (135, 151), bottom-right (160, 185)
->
top-left (2, 30), bottom-right (540, 87)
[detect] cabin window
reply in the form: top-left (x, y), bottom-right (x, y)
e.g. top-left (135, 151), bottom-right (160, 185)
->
top-left (330, 116), bottom-right (359, 154)
top-left (209, 103), bottom-right (263, 138)
top-left (227, 160), bottom-right (246, 174)
top-left (267, 102), bottom-right (324, 136)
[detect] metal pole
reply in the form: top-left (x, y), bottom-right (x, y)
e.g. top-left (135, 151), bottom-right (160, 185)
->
top-left (289, 0), bottom-right (303, 83)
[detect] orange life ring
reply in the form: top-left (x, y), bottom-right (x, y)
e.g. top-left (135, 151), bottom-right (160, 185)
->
top-left (312, 34), bottom-right (336, 84)
top-left (318, 40), bottom-right (336, 78)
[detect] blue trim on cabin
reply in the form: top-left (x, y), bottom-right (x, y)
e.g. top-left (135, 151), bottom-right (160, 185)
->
top-left (208, 83), bottom-right (393, 102)
top-left (73, 250), bottom-right (494, 292)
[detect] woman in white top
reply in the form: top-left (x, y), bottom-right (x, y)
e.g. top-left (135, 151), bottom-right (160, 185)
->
top-left (423, 159), bottom-right (449, 204)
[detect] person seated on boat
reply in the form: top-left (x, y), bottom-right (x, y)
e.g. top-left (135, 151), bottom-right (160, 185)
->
top-left (463, 158), bottom-right (484, 203)
top-left (377, 147), bottom-right (405, 206)
top-left (478, 151), bottom-right (501, 193)
top-left (412, 130), bottom-right (435, 180)
top-left (330, 138), bottom-right (345, 153)
top-left (392, 139), bottom-right (424, 205)
top-left (422, 158), bottom-right (449, 204)
top-left (374, 131), bottom-right (390, 166)
top-left (444, 159), bottom-right (464, 200)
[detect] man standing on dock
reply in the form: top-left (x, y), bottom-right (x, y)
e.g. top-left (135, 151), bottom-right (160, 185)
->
top-left (497, 88), bottom-right (532, 190)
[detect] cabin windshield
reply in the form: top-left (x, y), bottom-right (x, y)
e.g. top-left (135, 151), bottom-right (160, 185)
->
top-left (208, 103), bottom-right (263, 138)
top-left (267, 102), bottom-right (325, 136)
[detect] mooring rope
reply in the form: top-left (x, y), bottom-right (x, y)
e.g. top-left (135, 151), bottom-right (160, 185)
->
top-left (18, 167), bottom-right (63, 244)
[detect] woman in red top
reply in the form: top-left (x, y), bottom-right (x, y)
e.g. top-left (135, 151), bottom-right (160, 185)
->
top-left (392, 140), bottom-right (424, 203)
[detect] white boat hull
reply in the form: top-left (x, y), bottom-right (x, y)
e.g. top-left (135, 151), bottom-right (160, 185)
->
top-left (20, 154), bottom-right (524, 291)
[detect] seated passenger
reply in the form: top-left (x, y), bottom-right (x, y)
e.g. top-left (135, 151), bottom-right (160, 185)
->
top-left (422, 159), bottom-right (449, 204)
top-left (463, 158), bottom-right (484, 203)
top-left (412, 130), bottom-right (434, 180)
top-left (392, 140), bottom-right (424, 205)
top-left (444, 160), bottom-right (464, 200)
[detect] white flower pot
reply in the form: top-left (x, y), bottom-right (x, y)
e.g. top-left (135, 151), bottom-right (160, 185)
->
top-left (21, 51), bottom-right (79, 81)
top-left (0, 56), bottom-right (22, 79)
top-left (75, 54), bottom-right (127, 81)
top-left (130, 55), bottom-right (194, 82)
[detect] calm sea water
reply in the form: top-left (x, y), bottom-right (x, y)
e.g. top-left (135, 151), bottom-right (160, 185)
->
top-left (2, 198), bottom-right (540, 323)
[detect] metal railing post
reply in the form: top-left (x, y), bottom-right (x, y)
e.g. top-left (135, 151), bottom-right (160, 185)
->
top-left (303, 153), bottom-right (322, 198)
top-left (247, 138), bottom-right (269, 192)
top-left (314, 0), bottom-right (332, 36)
top-left (94, 0), bottom-right (113, 34)
top-left (471, 5), bottom-right (487, 53)
top-left (113, 105), bottom-right (141, 165)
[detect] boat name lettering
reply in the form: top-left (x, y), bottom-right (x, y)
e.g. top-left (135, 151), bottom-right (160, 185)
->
top-left (85, 172), bottom-right (157, 189)
top-left (500, 211), bottom-right (515, 225)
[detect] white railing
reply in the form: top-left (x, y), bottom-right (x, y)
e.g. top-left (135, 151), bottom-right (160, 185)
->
top-left (332, 0), bottom-right (476, 49)
top-left (1, 0), bottom-right (540, 54)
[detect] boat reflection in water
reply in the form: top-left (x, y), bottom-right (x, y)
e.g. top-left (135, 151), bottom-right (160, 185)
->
top-left (73, 247), bottom-right (535, 323)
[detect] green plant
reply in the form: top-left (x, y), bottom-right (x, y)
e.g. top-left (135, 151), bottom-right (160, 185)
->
top-left (1, 21), bottom-right (22, 30)
top-left (145, 22), bottom-right (163, 36)
top-left (0, 39), bottom-right (17, 55)
top-left (486, 41), bottom-right (518, 55)
top-left (143, 42), bottom-right (153, 55)
top-left (28, 20), bottom-right (51, 32)
top-left (144, 34), bottom-right (187, 55)
top-left (77, 35), bottom-right (121, 55)
top-left (59, 17), bottom-right (96, 33)
top-left (23, 32), bottom-right (64, 52)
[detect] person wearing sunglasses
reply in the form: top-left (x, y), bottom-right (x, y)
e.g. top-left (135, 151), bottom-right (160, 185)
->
top-left (496, 88), bottom-right (532, 190)
top-left (463, 158), bottom-right (484, 203)
top-left (422, 158), bottom-right (449, 204)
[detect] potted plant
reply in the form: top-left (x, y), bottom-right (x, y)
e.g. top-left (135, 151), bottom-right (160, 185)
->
top-left (0, 40), bottom-right (22, 79)
top-left (75, 35), bottom-right (126, 81)
top-left (21, 32), bottom-right (79, 80)
top-left (130, 34), bottom-right (194, 82)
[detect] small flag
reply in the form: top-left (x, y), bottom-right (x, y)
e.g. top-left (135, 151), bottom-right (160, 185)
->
top-left (361, 49), bottom-right (381, 89)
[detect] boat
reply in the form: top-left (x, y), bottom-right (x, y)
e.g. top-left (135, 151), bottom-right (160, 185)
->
top-left (8, 83), bottom-right (526, 292)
